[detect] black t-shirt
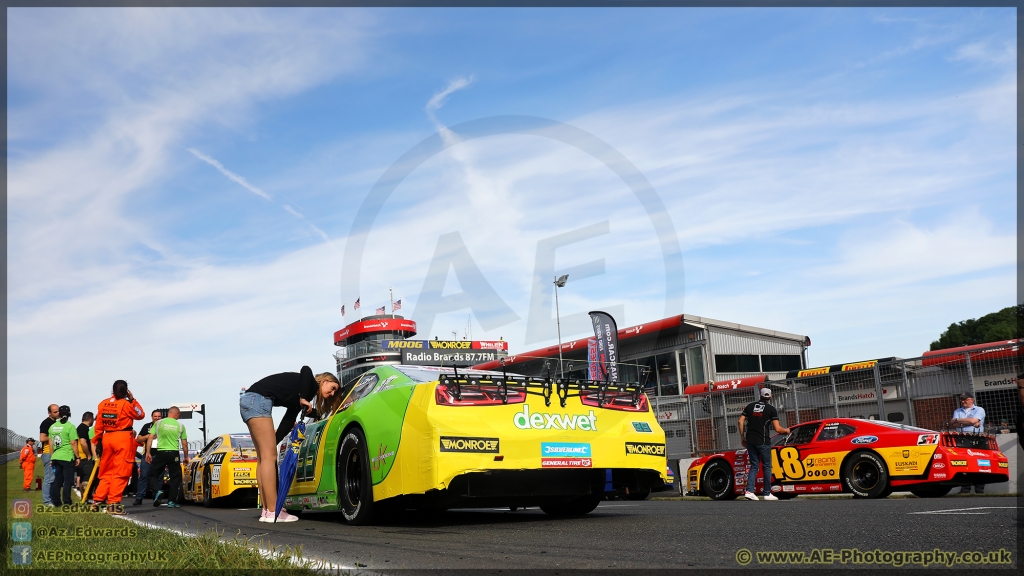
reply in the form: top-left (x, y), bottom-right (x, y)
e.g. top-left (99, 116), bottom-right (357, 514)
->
top-left (140, 422), bottom-right (153, 436)
top-left (741, 401), bottom-right (779, 446)
top-left (76, 424), bottom-right (91, 457)
top-left (40, 416), bottom-right (55, 436)
top-left (247, 366), bottom-right (317, 443)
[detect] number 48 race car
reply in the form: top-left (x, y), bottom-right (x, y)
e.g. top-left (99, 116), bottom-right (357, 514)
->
top-left (280, 365), bottom-right (671, 524)
top-left (687, 418), bottom-right (1009, 499)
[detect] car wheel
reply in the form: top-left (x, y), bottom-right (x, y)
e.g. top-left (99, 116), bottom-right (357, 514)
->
top-left (540, 493), bottom-right (602, 516)
top-left (202, 469), bottom-right (213, 508)
top-left (909, 485), bottom-right (952, 498)
top-left (623, 488), bottom-right (651, 501)
top-left (338, 427), bottom-right (377, 525)
top-left (700, 460), bottom-right (737, 501)
top-left (842, 452), bottom-right (889, 499)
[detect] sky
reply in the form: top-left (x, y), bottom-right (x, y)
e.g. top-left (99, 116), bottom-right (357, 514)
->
top-left (6, 8), bottom-right (1016, 440)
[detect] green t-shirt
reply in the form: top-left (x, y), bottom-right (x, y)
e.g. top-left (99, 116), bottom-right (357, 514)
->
top-left (48, 420), bottom-right (79, 462)
top-left (154, 418), bottom-right (186, 452)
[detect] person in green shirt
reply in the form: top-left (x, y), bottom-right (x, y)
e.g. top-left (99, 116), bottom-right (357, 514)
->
top-left (48, 405), bottom-right (81, 506)
top-left (145, 406), bottom-right (189, 508)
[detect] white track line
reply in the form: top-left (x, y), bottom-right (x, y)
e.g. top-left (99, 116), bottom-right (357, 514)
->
top-left (111, 514), bottom-right (363, 573)
top-left (910, 507), bottom-right (1017, 515)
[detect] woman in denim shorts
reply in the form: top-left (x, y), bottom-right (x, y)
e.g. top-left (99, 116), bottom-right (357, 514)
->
top-left (240, 366), bottom-right (339, 522)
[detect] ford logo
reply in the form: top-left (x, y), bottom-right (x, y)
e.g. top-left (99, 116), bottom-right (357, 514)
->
top-left (851, 435), bottom-right (878, 444)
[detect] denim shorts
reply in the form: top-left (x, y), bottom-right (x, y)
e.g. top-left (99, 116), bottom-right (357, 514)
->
top-left (239, 391), bottom-right (274, 423)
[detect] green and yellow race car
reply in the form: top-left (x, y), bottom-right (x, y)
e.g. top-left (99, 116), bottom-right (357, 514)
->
top-left (281, 365), bottom-right (669, 524)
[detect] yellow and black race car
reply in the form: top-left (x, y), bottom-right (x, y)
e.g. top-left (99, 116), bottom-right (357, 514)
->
top-left (183, 433), bottom-right (258, 506)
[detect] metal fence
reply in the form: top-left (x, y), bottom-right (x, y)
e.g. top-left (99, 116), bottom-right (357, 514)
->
top-left (654, 342), bottom-right (1021, 458)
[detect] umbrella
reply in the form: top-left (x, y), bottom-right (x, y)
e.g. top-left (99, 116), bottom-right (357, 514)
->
top-left (274, 421), bottom-right (306, 522)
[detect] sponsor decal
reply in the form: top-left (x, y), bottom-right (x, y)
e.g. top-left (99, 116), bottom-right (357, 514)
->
top-left (541, 457), bottom-right (592, 468)
top-left (998, 462), bottom-right (1008, 468)
top-left (429, 340), bottom-right (472, 350)
top-left (977, 459), bottom-right (991, 467)
top-left (542, 442), bottom-right (592, 457)
top-left (810, 486), bottom-right (823, 492)
top-left (966, 449), bottom-right (987, 457)
top-left (631, 421), bottom-right (653, 433)
top-left (371, 444), bottom-right (396, 471)
top-left (383, 340), bottom-right (424, 349)
top-left (933, 473), bottom-right (947, 479)
top-left (917, 434), bottom-right (940, 445)
top-left (316, 496), bottom-right (329, 508)
top-left (374, 375), bottom-right (399, 393)
top-left (625, 442), bottom-right (666, 456)
top-left (805, 456), bottom-right (836, 467)
top-left (782, 485), bottom-right (795, 492)
top-left (211, 465), bottom-right (220, 482)
top-left (851, 436), bottom-right (878, 445)
top-left (933, 454), bottom-right (943, 460)
top-left (932, 463), bottom-right (945, 469)
top-left (234, 478), bottom-right (257, 485)
top-left (440, 436), bottom-right (500, 453)
top-left (797, 367), bottom-right (830, 378)
top-left (978, 468), bottom-right (991, 473)
top-left (842, 360), bottom-right (877, 371)
top-left (950, 460), bottom-right (968, 466)
top-left (795, 485), bottom-right (807, 492)
top-left (829, 485), bottom-right (841, 491)
top-left (902, 450), bottom-right (911, 458)
top-left (946, 448), bottom-right (958, 455)
top-left (233, 467), bottom-right (251, 472)
top-left (513, 405), bottom-right (597, 431)
top-left (894, 460), bottom-right (919, 472)
top-left (206, 453), bottom-right (225, 465)
top-left (233, 471), bottom-right (250, 477)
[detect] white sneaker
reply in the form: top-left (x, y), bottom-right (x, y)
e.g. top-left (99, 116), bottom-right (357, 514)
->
top-left (258, 509), bottom-right (274, 523)
top-left (763, 494), bottom-right (779, 501)
top-left (743, 492), bottom-right (759, 501)
top-left (274, 510), bottom-right (299, 523)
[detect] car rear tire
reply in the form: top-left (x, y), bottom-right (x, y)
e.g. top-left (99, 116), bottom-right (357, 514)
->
top-left (202, 469), bottom-right (213, 508)
top-left (909, 485), bottom-right (952, 498)
top-left (842, 452), bottom-right (889, 499)
top-left (540, 493), bottom-right (602, 516)
top-left (700, 460), bottom-right (737, 501)
top-left (338, 428), bottom-right (377, 525)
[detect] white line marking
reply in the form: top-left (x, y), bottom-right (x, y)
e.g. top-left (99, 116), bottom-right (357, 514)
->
top-left (111, 514), bottom-right (359, 572)
top-left (910, 507), bottom-right (1016, 515)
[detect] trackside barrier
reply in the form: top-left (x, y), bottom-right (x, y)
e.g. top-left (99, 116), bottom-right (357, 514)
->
top-left (681, 342), bottom-right (1021, 455)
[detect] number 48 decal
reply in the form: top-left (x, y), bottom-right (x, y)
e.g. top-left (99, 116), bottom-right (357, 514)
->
top-left (771, 447), bottom-right (805, 481)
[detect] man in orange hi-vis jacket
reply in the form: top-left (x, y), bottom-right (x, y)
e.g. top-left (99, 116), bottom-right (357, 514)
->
top-left (19, 438), bottom-right (37, 490)
top-left (91, 380), bottom-right (144, 515)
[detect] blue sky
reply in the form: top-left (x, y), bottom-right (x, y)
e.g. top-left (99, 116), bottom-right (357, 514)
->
top-left (7, 8), bottom-right (1015, 438)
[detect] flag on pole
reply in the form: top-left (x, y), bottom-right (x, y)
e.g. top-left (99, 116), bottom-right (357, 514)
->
top-left (354, 298), bottom-right (361, 310)
top-left (375, 306), bottom-right (386, 315)
top-left (340, 305), bottom-right (345, 316)
top-left (393, 299), bottom-right (402, 311)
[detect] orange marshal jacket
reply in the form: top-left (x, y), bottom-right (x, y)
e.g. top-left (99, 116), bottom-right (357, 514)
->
top-left (92, 396), bottom-right (145, 443)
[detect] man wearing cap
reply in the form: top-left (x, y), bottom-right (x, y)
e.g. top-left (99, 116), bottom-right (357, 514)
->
top-left (19, 438), bottom-right (37, 491)
top-left (738, 387), bottom-right (791, 501)
top-left (949, 392), bottom-right (986, 494)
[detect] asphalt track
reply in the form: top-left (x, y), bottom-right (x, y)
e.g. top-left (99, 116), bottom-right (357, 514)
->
top-left (123, 496), bottom-right (1019, 571)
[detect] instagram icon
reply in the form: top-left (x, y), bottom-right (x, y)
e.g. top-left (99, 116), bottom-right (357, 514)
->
top-left (12, 499), bottom-right (32, 518)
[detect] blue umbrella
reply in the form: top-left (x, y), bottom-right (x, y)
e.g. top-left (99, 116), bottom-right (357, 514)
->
top-left (275, 421), bottom-right (306, 522)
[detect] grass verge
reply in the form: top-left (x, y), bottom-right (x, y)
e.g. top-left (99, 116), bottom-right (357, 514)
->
top-left (4, 459), bottom-right (326, 571)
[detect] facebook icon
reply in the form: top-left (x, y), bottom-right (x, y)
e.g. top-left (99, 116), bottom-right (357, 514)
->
top-left (12, 545), bottom-right (32, 565)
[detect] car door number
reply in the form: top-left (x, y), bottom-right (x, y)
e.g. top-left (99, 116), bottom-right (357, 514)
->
top-left (771, 447), bottom-right (806, 481)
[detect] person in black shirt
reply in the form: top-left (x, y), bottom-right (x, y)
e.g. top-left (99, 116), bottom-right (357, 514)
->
top-left (240, 366), bottom-right (340, 523)
top-left (133, 410), bottom-right (163, 505)
top-left (738, 388), bottom-right (790, 501)
top-left (75, 412), bottom-right (96, 498)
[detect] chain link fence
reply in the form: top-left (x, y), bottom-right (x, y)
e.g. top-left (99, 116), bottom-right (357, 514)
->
top-left (657, 341), bottom-right (1020, 458)
top-left (1, 428), bottom-right (33, 464)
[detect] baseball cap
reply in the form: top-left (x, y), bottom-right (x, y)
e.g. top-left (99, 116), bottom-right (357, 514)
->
top-left (760, 388), bottom-right (772, 398)
top-left (959, 392), bottom-right (974, 400)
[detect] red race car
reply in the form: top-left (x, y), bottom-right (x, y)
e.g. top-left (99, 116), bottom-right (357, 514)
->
top-left (687, 418), bottom-right (1009, 499)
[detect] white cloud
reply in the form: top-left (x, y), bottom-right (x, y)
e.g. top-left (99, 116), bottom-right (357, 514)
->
top-left (188, 148), bottom-right (273, 201)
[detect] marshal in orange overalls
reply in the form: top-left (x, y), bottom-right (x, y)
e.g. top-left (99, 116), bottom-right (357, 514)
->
top-left (19, 443), bottom-right (36, 490)
top-left (91, 395), bottom-right (145, 504)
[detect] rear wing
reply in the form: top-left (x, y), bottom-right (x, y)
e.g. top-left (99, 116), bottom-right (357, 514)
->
top-left (940, 432), bottom-right (999, 451)
top-left (436, 371), bottom-right (647, 410)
